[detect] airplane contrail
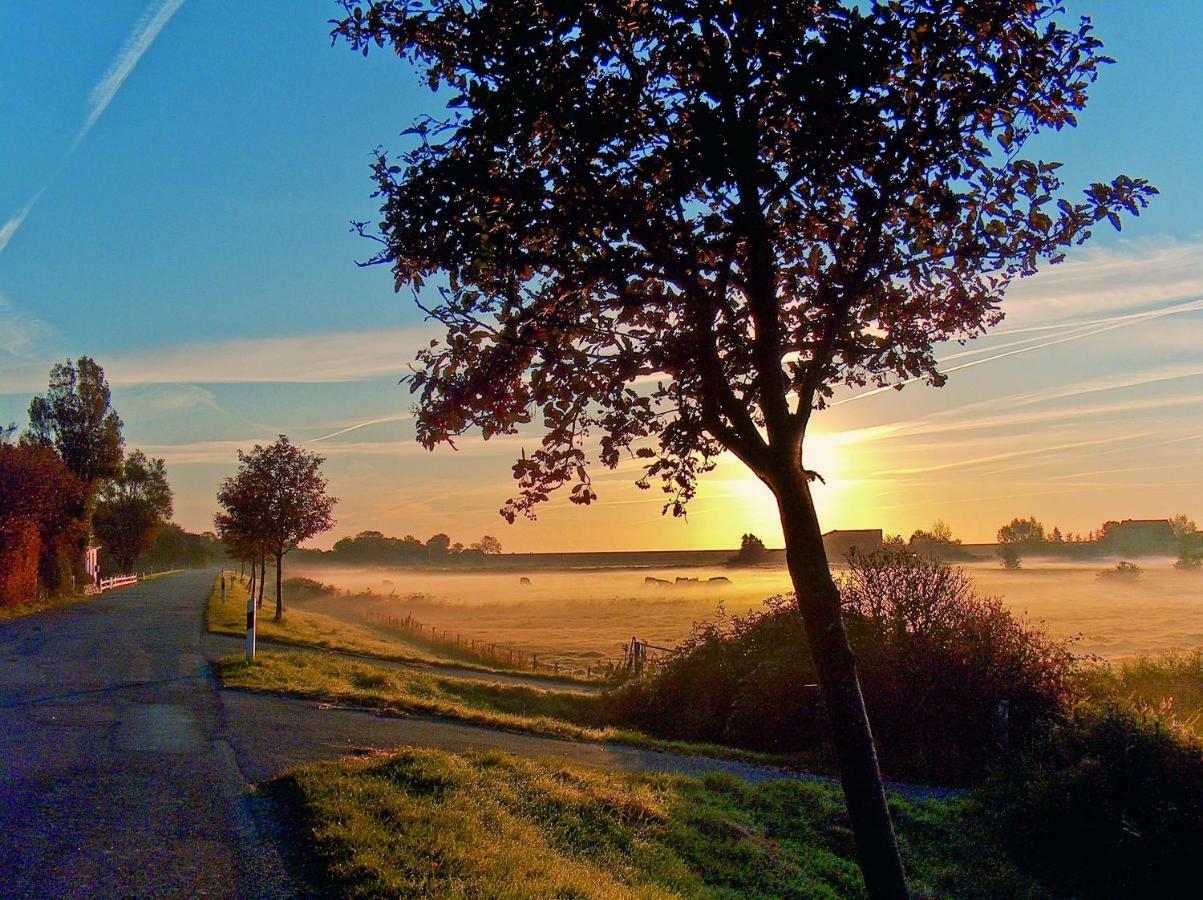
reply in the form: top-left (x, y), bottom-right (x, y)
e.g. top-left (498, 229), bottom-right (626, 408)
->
top-left (0, 0), bottom-right (187, 255)
top-left (73, 0), bottom-right (188, 150)
top-left (305, 414), bottom-right (414, 444)
top-left (832, 294), bottom-right (1203, 406)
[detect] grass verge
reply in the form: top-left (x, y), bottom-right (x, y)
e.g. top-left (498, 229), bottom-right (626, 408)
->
top-left (217, 651), bottom-right (797, 767)
top-left (0, 590), bottom-right (89, 623)
top-left (269, 746), bottom-right (1044, 898)
top-left (207, 575), bottom-right (593, 685)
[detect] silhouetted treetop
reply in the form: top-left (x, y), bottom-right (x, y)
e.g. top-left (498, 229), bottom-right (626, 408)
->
top-left (334, 0), bottom-right (1154, 521)
top-left (28, 357), bottom-right (123, 493)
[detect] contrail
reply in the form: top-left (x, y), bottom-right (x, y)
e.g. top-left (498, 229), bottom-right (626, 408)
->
top-left (0, 0), bottom-right (187, 256)
top-left (0, 189), bottom-right (46, 255)
top-left (832, 295), bottom-right (1203, 406)
top-left (306, 414), bottom-right (414, 444)
top-left (73, 0), bottom-right (189, 150)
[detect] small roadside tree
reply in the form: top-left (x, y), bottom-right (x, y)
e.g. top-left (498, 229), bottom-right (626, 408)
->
top-left (334, 2), bottom-right (1154, 893)
top-left (225, 436), bottom-right (336, 622)
top-left (93, 450), bottom-right (174, 572)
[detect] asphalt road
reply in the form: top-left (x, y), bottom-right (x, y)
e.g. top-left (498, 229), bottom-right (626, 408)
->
top-left (0, 570), bottom-right (954, 898)
top-left (0, 571), bottom-right (291, 899)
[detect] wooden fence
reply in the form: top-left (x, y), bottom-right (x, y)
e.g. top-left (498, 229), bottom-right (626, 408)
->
top-left (84, 573), bottom-right (138, 595)
top-left (367, 610), bottom-right (631, 680)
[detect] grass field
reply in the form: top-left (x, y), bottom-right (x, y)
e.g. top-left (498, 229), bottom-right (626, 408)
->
top-left (216, 652), bottom-right (791, 767)
top-left (292, 559), bottom-right (1203, 667)
top-left (208, 574), bottom-right (600, 684)
top-left (269, 746), bottom-right (1042, 898)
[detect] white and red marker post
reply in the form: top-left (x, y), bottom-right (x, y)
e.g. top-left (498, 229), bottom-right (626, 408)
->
top-left (246, 591), bottom-right (256, 661)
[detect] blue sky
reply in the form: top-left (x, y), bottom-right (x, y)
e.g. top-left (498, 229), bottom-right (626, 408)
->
top-left (1, 1), bottom-right (1201, 550)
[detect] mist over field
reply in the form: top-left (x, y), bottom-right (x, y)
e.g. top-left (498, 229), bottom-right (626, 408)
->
top-left (290, 558), bottom-right (1203, 665)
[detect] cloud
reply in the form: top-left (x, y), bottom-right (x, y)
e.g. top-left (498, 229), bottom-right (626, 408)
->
top-left (0, 292), bottom-right (55, 359)
top-left (0, 324), bottom-right (435, 394)
top-left (73, 0), bottom-right (188, 149)
top-left (1001, 239), bottom-right (1203, 327)
top-left (833, 294), bottom-right (1203, 407)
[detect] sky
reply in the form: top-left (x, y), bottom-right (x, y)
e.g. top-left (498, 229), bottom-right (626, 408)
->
top-left (1, 1), bottom-right (1201, 552)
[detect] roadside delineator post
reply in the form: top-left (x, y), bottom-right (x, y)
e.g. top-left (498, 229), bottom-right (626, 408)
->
top-left (246, 591), bottom-right (256, 661)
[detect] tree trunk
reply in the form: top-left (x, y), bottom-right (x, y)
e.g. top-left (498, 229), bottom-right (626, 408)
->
top-left (247, 557), bottom-right (256, 599)
top-left (273, 550), bottom-right (283, 622)
top-left (773, 467), bottom-right (909, 899)
top-left (257, 553), bottom-right (266, 610)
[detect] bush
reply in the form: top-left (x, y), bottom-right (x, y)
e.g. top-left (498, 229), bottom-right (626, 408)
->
top-left (607, 548), bottom-right (1076, 783)
top-left (976, 704), bottom-right (1203, 897)
top-left (281, 577), bottom-right (337, 601)
top-left (840, 548), bottom-right (1076, 782)
top-left (1097, 560), bottom-right (1142, 580)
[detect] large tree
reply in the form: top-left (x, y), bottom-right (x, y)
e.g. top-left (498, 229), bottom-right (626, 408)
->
top-left (333, 2), bottom-right (1154, 893)
top-left (218, 436), bottom-right (336, 622)
top-left (27, 357), bottom-right (124, 504)
top-left (93, 450), bottom-right (174, 572)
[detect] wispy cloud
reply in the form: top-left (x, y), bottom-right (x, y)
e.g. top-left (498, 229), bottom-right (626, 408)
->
top-left (73, 0), bottom-right (188, 149)
top-left (0, 291), bottom-right (55, 359)
top-left (0, 324), bottom-right (434, 394)
top-left (833, 294), bottom-right (1203, 407)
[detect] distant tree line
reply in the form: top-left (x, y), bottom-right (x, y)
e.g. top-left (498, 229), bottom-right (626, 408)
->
top-left (299, 529), bottom-right (505, 568)
top-left (0, 357), bottom-right (190, 607)
top-left (885, 515), bottom-right (1201, 570)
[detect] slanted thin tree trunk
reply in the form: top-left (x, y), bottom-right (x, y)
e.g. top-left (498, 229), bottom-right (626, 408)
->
top-left (247, 557), bottom-right (256, 600)
top-left (773, 465), bottom-right (908, 899)
top-left (257, 553), bottom-right (266, 610)
top-left (273, 549), bottom-right (283, 622)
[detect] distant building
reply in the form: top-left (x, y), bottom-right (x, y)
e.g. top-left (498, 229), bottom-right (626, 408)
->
top-left (1100, 519), bottom-right (1175, 556)
top-left (823, 529), bottom-right (884, 562)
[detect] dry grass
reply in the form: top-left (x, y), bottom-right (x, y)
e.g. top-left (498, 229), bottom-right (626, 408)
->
top-left (294, 560), bottom-right (1203, 666)
top-left (207, 575), bottom-right (594, 684)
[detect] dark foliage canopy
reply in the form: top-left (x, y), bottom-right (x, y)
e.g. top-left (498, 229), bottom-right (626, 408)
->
top-left (216, 436), bottom-right (337, 560)
top-left (334, 0), bottom-right (1154, 520)
top-left (94, 450), bottom-right (174, 571)
top-left (27, 357), bottom-right (124, 492)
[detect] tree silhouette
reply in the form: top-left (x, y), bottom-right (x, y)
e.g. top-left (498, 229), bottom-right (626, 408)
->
top-left (217, 436), bottom-right (336, 621)
top-left (93, 450), bottom-right (174, 572)
top-left (27, 357), bottom-right (124, 513)
top-left (334, 2), bottom-right (1154, 893)
top-left (472, 535), bottom-right (503, 555)
top-left (0, 441), bottom-right (86, 603)
top-left (998, 516), bottom-right (1046, 548)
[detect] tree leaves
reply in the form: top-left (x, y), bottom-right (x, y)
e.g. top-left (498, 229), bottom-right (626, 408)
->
top-left (333, 0), bottom-right (1156, 517)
